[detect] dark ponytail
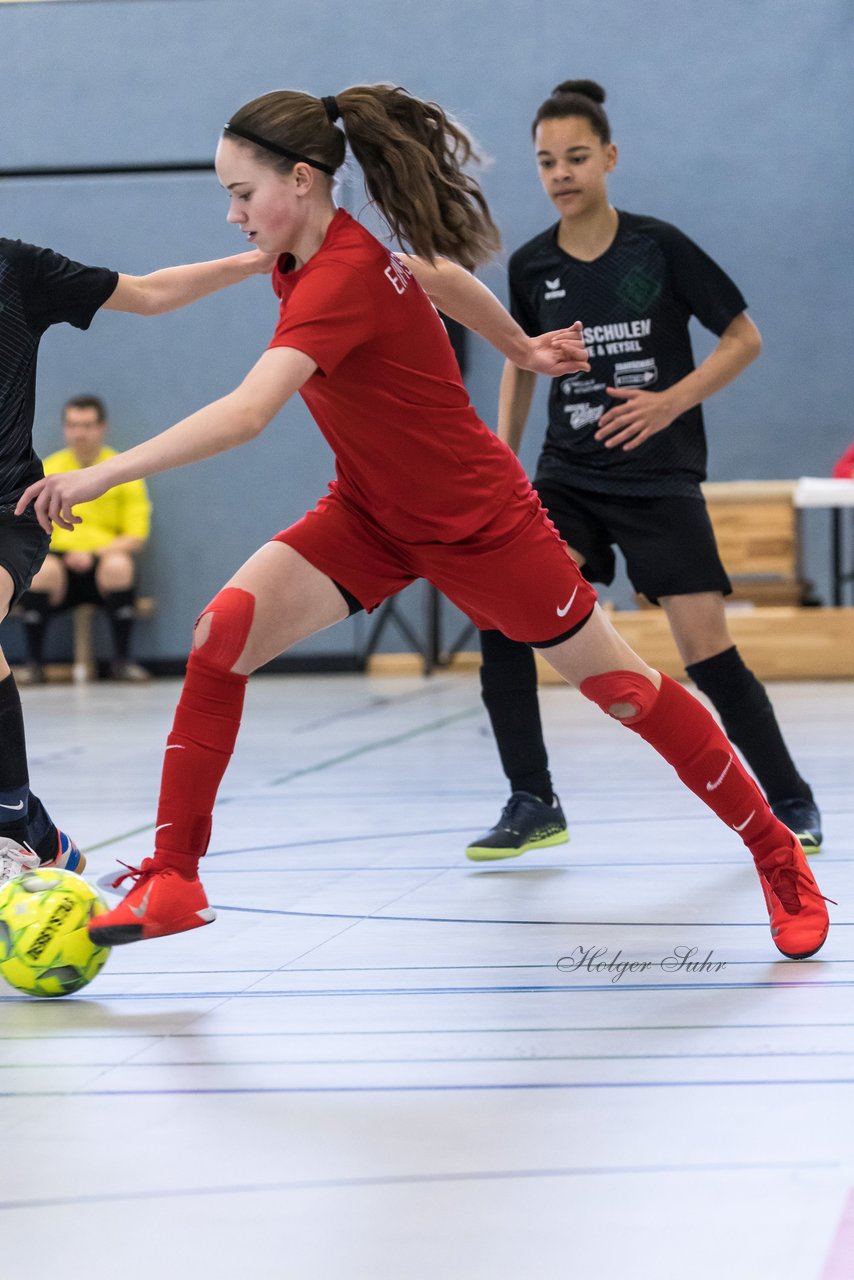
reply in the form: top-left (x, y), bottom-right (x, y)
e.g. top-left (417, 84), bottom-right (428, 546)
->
top-left (224, 84), bottom-right (501, 270)
top-left (531, 79), bottom-right (611, 143)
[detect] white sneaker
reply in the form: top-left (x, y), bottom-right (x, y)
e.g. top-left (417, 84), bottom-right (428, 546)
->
top-left (0, 836), bottom-right (40, 889)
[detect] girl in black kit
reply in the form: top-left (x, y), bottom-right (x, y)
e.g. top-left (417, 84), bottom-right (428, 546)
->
top-left (467, 79), bottom-right (822, 859)
top-left (0, 236), bottom-right (272, 888)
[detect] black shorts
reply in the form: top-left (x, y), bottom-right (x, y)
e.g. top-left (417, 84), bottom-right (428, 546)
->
top-left (0, 515), bottom-right (50, 607)
top-left (535, 481), bottom-right (732, 606)
top-left (53, 560), bottom-right (114, 609)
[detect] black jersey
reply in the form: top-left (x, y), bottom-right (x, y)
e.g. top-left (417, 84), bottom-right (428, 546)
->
top-left (508, 211), bottom-right (747, 497)
top-left (0, 240), bottom-right (117, 510)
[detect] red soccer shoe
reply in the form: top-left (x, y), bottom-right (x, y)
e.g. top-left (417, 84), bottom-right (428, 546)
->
top-left (88, 859), bottom-right (216, 946)
top-left (754, 837), bottom-right (832, 960)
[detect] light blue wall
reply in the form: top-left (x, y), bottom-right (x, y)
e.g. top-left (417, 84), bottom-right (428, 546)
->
top-left (1, 0), bottom-right (852, 660)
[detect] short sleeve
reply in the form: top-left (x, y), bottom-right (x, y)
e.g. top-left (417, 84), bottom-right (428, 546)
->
top-left (117, 478), bottom-right (152, 540)
top-left (7, 240), bottom-right (118, 333)
top-left (507, 251), bottom-right (543, 338)
top-left (268, 260), bottom-right (377, 375)
top-left (662, 226), bottom-right (747, 336)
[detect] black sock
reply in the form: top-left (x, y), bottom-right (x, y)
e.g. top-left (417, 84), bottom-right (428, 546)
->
top-left (685, 646), bottom-right (812, 805)
top-left (479, 629), bottom-right (554, 804)
top-left (0, 672), bottom-right (32, 842)
top-left (18, 590), bottom-right (51, 663)
top-left (103, 588), bottom-right (136, 661)
top-left (0, 672), bottom-right (59, 857)
top-left (25, 792), bottom-right (61, 861)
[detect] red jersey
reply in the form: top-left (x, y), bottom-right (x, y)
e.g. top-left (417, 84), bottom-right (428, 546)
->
top-left (268, 209), bottom-right (523, 542)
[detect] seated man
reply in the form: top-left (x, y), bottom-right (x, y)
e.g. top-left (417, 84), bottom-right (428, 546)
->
top-left (19, 395), bottom-right (151, 682)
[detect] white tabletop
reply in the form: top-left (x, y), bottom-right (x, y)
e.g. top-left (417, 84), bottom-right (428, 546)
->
top-left (794, 476), bottom-right (854, 508)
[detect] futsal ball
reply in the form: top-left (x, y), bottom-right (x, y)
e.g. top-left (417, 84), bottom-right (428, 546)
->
top-left (0, 867), bottom-right (110, 998)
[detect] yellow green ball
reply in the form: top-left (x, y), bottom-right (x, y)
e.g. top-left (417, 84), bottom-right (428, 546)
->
top-left (0, 867), bottom-right (110, 998)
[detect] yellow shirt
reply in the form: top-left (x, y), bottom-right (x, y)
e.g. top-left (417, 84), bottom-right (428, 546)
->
top-left (44, 446), bottom-right (151, 554)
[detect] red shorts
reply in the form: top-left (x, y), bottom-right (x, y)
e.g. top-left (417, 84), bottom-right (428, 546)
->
top-left (275, 481), bottom-right (597, 645)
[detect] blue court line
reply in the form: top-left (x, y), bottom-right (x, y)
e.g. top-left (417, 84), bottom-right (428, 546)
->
top-left (81, 707), bottom-right (481, 853)
top-left (8, 1049), bottom-right (854, 1070)
top-left (267, 706), bottom-right (481, 786)
top-left (281, 958), bottom-right (841, 970)
top-left (1, 979), bottom-right (850, 1004)
top-left (200, 853), bottom-right (854, 869)
top-left (66, 958), bottom-right (847, 977)
top-left (0, 1159), bottom-right (835, 1212)
top-left (289, 679), bottom-right (462, 734)
top-left (205, 830), bottom-right (479, 857)
top-left (201, 813), bottom-right (721, 858)
top-left (5, 1020), bottom-right (854, 1039)
top-left (4, 1078), bottom-right (854, 1099)
top-left (208, 902), bottom-right (854, 928)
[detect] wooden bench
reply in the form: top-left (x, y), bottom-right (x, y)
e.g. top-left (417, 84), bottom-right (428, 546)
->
top-left (11, 596), bottom-right (156, 683)
top-left (702, 479), bottom-right (809, 605)
top-left (69, 596), bottom-right (156, 683)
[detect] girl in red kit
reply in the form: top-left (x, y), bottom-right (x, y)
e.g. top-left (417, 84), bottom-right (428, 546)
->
top-left (21, 84), bottom-right (830, 960)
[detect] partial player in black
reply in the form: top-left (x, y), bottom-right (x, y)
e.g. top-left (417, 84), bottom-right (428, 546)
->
top-left (467, 79), bottom-right (821, 860)
top-left (0, 237), bottom-right (273, 887)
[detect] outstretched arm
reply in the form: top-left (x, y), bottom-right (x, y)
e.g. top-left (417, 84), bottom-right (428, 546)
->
top-left (399, 254), bottom-right (589, 377)
top-left (497, 362), bottom-right (538, 454)
top-left (103, 250), bottom-right (276, 316)
top-left (16, 346), bottom-right (316, 533)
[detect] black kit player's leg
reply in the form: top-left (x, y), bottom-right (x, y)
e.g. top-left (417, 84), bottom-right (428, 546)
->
top-left (465, 628), bottom-right (568, 861)
top-left (685, 646), bottom-right (821, 851)
top-left (102, 587), bottom-right (137, 661)
top-left (0, 668), bottom-right (85, 882)
top-left (685, 646), bottom-right (811, 803)
top-left (101, 587), bottom-right (150, 682)
top-left (479, 628), bottom-right (553, 800)
top-left (16, 590), bottom-right (51, 683)
top-left (0, 670), bottom-right (34, 849)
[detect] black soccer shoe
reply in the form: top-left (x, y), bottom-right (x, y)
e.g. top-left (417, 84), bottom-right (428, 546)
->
top-left (465, 791), bottom-right (569, 862)
top-left (770, 797), bottom-right (823, 855)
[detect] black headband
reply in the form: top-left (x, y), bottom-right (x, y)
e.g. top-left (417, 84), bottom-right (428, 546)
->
top-left (320, 95), bottom-right (341, 124)
top-left (223, 121), bottom-right (336, 176)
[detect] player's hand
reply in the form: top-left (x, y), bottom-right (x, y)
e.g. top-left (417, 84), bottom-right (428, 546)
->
top-left (15, 469), bottom-right (108, 535)
top-left (595, 387), bottom-right (678, 450)
top-left (525, 321), bottom-right (590, 376)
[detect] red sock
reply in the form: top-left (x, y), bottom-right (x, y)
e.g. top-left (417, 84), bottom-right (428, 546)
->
top-left (610, 674), bottom-right (792, 862)
top-left (152, 651), bottom-right (247, 874)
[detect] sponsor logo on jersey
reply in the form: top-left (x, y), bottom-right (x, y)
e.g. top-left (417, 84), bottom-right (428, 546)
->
top-left (613, 357), bottom-right (658, 388)
top-left (562, 377), bottom-right (606, 397)
top-left (544, 276), bottom-right (566, 300)
top-left (581, 319), bottom-right (652, 345)
top-left (384, 254), bottom-right (412, 295)
top-left (583, 318), bottom-right (652, 358)
top-left (618, 265), bottom-right (662, 312)
top-left (563, 402), bottom-right (603, 431)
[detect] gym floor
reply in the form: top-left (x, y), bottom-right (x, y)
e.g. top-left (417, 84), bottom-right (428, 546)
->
top-left (3, 673), bottom-right (853, 1279)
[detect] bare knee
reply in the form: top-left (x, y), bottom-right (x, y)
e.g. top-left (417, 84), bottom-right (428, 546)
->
top-left (192, 586), bottom-right (255, 672)
top-left (95, 551), bottom-right (135, 593)
top-left (193, 612), bottom-right (212, 650)
top-left (30, 553), bottom-right (66, 605)
top-left (580, 669), bottom-right (660, 722)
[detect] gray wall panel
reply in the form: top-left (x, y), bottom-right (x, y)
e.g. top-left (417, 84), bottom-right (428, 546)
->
top-left (1, 0), bottom-right (851, 660)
